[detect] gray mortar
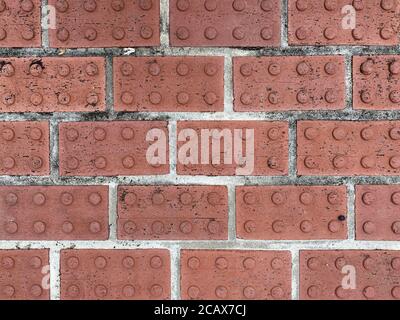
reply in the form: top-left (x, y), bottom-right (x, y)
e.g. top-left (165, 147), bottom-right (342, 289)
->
top-left (0, 0), bottom-right (400, 300)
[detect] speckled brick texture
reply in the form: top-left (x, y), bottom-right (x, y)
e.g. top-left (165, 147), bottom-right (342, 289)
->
top-left (1, 0), bottom-right (400, 301)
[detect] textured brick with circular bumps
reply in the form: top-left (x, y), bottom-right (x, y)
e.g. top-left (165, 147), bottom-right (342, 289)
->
top-left (60, 249), bottom-right (170, 300)
top-left (177, 121), bottom-right (288, 176)
top-left (58, 121), bottom-right (169, 176)
top-left (170, 0), bottom-right (281, 47)
top-left (0, 0), bottom-right (41, 47)
top-left (0, 121), bottom-right (49, 176)
top-left (118, 185), bottom-right (228, 240)
top-left (297, 121), bottom-right (400, 176)
top-left (300, 250), bottom-right (400, 300)
top-left (180, 250), bottom-right (292, 300)
top-left (0, 249), bottom-right (49, 300)
top-left (0, 57), bottom-right (105, 112)
top-left (48, 0), bottom-right (160, 48)
top-left (353, 55), bottom-right (400, 110)
top-left (288, 0), bottom-right (400, 46)
top-left (356, 185), bottom-right (400, 240)
top-left (113, 56), bottom-right (224, 112)
top-left (236, 186), bottom-right (348, 240)
top-left (0, 186), bottom-right (109, 240)
top-left (233, 56), bottom-right (345, 111)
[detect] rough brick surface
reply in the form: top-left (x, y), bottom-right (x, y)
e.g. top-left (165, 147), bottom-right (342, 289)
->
top-left (353, 55), bottom-right (400, 110)
top-left (177, 121), bottom-right (289, 176)
top-left (297, 121), bottom-right (400, 176)
top-left (236, 186), bottom-right (348, 240)
top-left (60, 249), bottom-right (170, 300)
top-left (0, 57), bottom-right (106, 112)
top-left (300, 250), bottom-right (400, 300)
top-left (356, 185), bottom-right (400, 240)
top-left (0, 0), bottom-right (41, 47)
top-left (234, 56), bottom-right (345, 111)
top-left (0, 249), bottom-right (49, 300)
top-left (48, 0), bottom-right (160, 48)
top-left (181, 250), bottom-right (291, 300)
top-left (114, 56), bottom-right (224, 112)
top-left (170, 0), bottom-right (281, 47)
top-left (288, 0), bottom-right (400, 46)
top-left (118, 185), bottom-right (228, 240)
top-left (59, 121), bottom-right (169, 176)
top-left (0, 121), bottom-right (49, 176)
top-left (0, 186), bottom-right (109, 240)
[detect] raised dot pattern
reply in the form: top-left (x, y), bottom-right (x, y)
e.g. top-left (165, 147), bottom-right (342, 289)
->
top-left (298, 121), bottom-right (400, 176)
top-left (60, 249), bottom-right (170, 300)
top-left (114, 56), bottom-right (224, 112)
top-left (301, 250), bottom-right (400, 300)
top-left (118, 185), bottom-right (228, 240)
top-left (0, 186), bottom-right (109, 240)
top-left (234, 56), bottom-right (345, 111)
top-left (48, 0), bottom-right (160, 47)
top-left (0, 57), bottom-right (105, 112)
top-left (237, 186), bottom-right (347, 240)
top-left (181, 250), bottom-right (291, 300)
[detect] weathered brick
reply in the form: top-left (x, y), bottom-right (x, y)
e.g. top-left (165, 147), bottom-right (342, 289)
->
top-left (113, 56), bottom-right (224, 112)
top-left (118, 185), bottom-right (228, 240)
top-left (236, 186), bottom-right (348, 240)
top-left (0, 186), bottom-right (109, 240)
top-left (0, 57), bottom-right (106, 112)
top-left (60, 249), bottom-right (171, 300)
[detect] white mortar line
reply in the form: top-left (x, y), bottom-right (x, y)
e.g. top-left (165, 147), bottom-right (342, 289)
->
top-left (224, 56), bottom-right (234, 113)
top-left (227, 184), bottom-right (236, 241)
top-left (291, 249), bottom-right (299, 300)
top-left (108, 182), bottom-right (118, 240)
top-left (170, 246), bottom-right (181, 300)
top-left (49, 248), bottom-right (60, 300)
top-left (347, 182), bottom-right (356, 240)
top-left (160, 0), bottom-right (170, 48)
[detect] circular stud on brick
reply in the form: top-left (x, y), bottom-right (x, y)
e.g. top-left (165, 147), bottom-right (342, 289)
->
top-left (296, 61), bottom-right (311, 75)
top-left (124, 192), bottom-right (137, 205)
top-left (121, 91), bottom-right (134, 105)
top-left (122, 285), bottom-right (135, 297)
top-left (243, 192), bottom-right (257, 205)
top-left (176, 26), bottom-right (190, 40)
top-left (1, 92), bottom-right (15, 106)
top-left (89, 221), bottom-right (102, 233)
top-left (3, 286), bottom-right (15, 298)
top-left (299, 192), bottom-right (313, 205)
top-left (66, 156), bottom-right (79, 170)
top-left (207, 221), bottom-right (220, 234)
top-left (111, 0), bottom-right (124, 11)
top-left (148, 62), bottom-right (161, 76)
top-left (5, 192), bottom-right (18, 206)
top-left (232, 0), bottom-right (246, 11)
top-left (362, 192), bottom-right (376, 205)
top-left (332, 127), bottom-right (347, 140)
top-left (381, 0), bottom-right (395, 10)
top-left (66, 284), bottom-right (80, 298)
top-left (389, 90), bottom-right (400, 103)
top-left (243, 257), bottom-right (256, 270)
top-left (0, 28), bottom-right (7, 41)
top-left (150, 284), bottom-right (163, 297)
top-left (204, 0), bottom-right (217, 11)
top-left (232, 27), bottom-right (246, 40)
top-left (268, 127), bottom-right (280, 141)
top-left (240, 92), bottom-right (252, 105)
top-left (188, 257), bottom-right (200, 270)
top-left (244, 220), bottom-right (256, 233)
top-left (360, 90), bottom-right (373, 104)
top-left (33, 221), bottom-right (46, 234)
top-left (121, 127), bottom-right (135, 140)
top-left (268, 92), bottom-right (279, 105)
top-left (215, 286), bottom-right (228, 298)
top-left (204, 27), bottom-right (218, 40)
top-left (88, 192), bottom-right (102, 206)
top-left (55, 0), bottom-right (69, 12)
top-left (33, 192), bottom-right (46, 206)
top-left (1, 63), bottom-right (15, 77)
top-left (139, 0), bottom-right (153, 10)
top-left (271, 257), bottom-right (284, 270)
top-left (123, 220), bottom-right (137, 234)
top-left (58, 63), bottom-right (71, 77)
top-left (84, 0), bottom-right (97, 12)
top-left (380, 26), bottom-right (394, 40)
top-left (324, 62), bottom-right (337, 75)
top-left (392, 221), bottom-right (400, 234)
top-left (30, 156), bottom-right (44, 170)
top-left (95, 285), bottom-right (108, 298)
top-left (391, 192), bottom-right (400, 205)
top-left (176, 63), bottom-right (190, 76)
top-left (391, 286), bottom-right (400, 299)
top-left (2, 156), bottom-right (15, 169)
top-left (84, 28), bottom-right (97, 41)
top-left (94, 256), bottom-right (107, 269)
top-left (215, 257), bottom-right (228, 269)
top-left (30, 285), bottom-right (43, 298)
top-left (21, 28), bottom-right (35, 41)
top-left (296, 90), bottom-right (309, 104)
top-left (295, 27), bottom-right (309, 40)
top-left (180, 221), bottom-right (193, 234)
top-left (176, 0), bottom-right (189, 11)
top-left (204, 63), bottom-right (218, 76)
top-left (58, 92), bottom-right (71, 105)
top-left (389, 60), bottom-right (400, 75)
top-left (30, 256), bottom-right (42, 269)
top-left (85, 63), bottom-right (99, 76)
top-left (151, 192), bottom-right (165, 205)
top-left (272, 220), bottom-right (285, 233)
top-left (0, 0), bottom-right (6, 12)
top-left (363, 221), bottom-right (376, 234)
top-left (324, 27), bottom-right (337, 40)
top-left (360, 60), bottom-right (374, 75)
top-left (94, 156), bottom-right (107, 169)
top-left (21, 0), bottom-right (34, 12)
top-left (179, 192), bottom-right (193, 205)
top-left (204, 92), bottom-right (218, 105)
top-left (66, 256), bottom-right (80, 269)
top-left (150, 256), bottom-right (163, 269)
top-left (271, 286), bottom-right (284, 299)
top-left (304, 127), bottom-right (319, 140)
top-left (112, 27), bottom-right (125, 40)
top-left (328, 220), bottom-right (342, 233)
top-left (121, 256), bottom-right (135, 269)
top-left (177, 92), bottom-right (190, 105)
top-left (307, 285), bottom-right (321, 298)
top-left (304, 156), bottom-right (319, 169)
top-left (352, 0), bottom-right (364, 10)
top-left (62, 221), bottom-right (74, 234)
top-left (335, 286), bottom-right (348, 299)
top-left (360, 156), bottom-right (376, 169)
top-left (324, 0), bottom-right (337, 11)
top-left (151, 221), bottom-right (165, 234)
top-left (60, 192), bottom-right (74, 206)
top-left (140, 25), bottom-right (154, 39)
top-left (243, 286), bottom-right (256, 299)
top-left (325, 89), bottom-right (337, 103)
top-left (120, 62), bottom-right (133, 76)
top-left (332, 155), bottom-right (347, 169)
top-left (271, 192), bottom-right (285, 205)
top-left (335, 257), bottom-right (346, 270)
top-left (391, 257), bottom-right (400, 270)
top-left (29, 63), bottom-right (43, 77)
top-left (363, 286), bottom-right (375, 299)
top-left (2, 128), bottom-right (15, 141)
top-left (307, 257), bottom-right (321, 270)
top-left (268, 63), bottom-right (281, 76)
top-left (296, 0), bottom-right (308, 11)
top-left (260, 0), bottom-right (272, 11)
top-left (87, 92), bottom-right (99, 105)
top-left (360, 127), bottom-right (374, 141)
top-left (207, 192), bottom-right (221, 205)
top-left (300, 220), bottom-right (313, 233)
top-left (188, 286), bottom-right (200, 299)
top-left (57, 28), bottom-right (70, 42)
top-left (352, 27), bottom-right (364, 40)
top-left (390, 156), bottom-right (400, 169)
top-left (66, 128), bottom-right (79, 142)
top-left (93, 127), bottom-right (107, 141)
top-left (267, 156), bottom-right (279, 169)
top-left (1, 256), bottom-right (15, 269)
top-left (260, 27), bottom-right (273, 40)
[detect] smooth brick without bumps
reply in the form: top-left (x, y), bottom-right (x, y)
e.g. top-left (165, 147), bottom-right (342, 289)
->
top-left (297, 121), bottom-right (400, 176)
top-left (0, 121), bottom-right (49, 176)
top-left (233, 56), bottom-right (345, 111)
top-left (300, 250), bottom-right (400, 300)
top-left (353, 55), bottom-right (400, 110)
top-left (0, 186), bottom-right (109, 240)
top-left (0, 0), bottom-right (41, 47)
top-left (0, 249), bottom-right (49, 300)
top-left (113, 56), bottom-right (224, 112)
top-left (0, 57), bottom-right (106, 113)
top-left (60, 249), bottom-right (171, 300)
top-left (236, 186), bottom-right (348, 240)
top-left (181, 250), bottom-right (292, 300)
top-left (288, 0), bottom-right (400, 46)
top-left (170, 0), bottom-right (281, 47)
top-left (118, 185), bottom-right (228, 240)
top-left (58, 121), bottom-right (169, 176)
top-left (356, 185), bottom-right (400, 240)
top-left (48, 0), bottom-right (160, 48)
top-left (177, 121), bottom-right (289, 176)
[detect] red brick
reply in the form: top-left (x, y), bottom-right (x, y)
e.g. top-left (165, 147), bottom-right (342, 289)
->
top-left (170, 0), bottom-right (281, 47)
top-left (60, 249), bottom-right (170, 300)
top-left (177, 121), bottom-right (288, 176)
top-left (113, 56), bottom-right (224, 112)
top-left (300, 250), bottom-right (400, 300)
top-left (181, 250), bottom-right (291, 300)
top-left (118, 185), bottom-right (228, 240)
top-left (0, 121), bottom-right (49, 176)
top-left (236, 186), bottom-right (348, 240)
top-left (297, 121), bottom-right (400, 176)
top-left (356, 185), bottom-right (400, 240)
top-left (0, 249), bottom-right (49, 300)
top-left (288, 0), bottom-right (400, 46)
top-left (59, 121), bottom-right (169, 176)
top-left (0, 186), bottom-right (108, 240)
top-left (234, 56), bottom-right (345, 111)
top-left (353, 55), bottom-right (400, 110)
top-left (0, 57), bottom-right (106, 113)
top-left (0, 0), bottom-right (41, 48)
top-left (48, 0), bottom-right (160, 48)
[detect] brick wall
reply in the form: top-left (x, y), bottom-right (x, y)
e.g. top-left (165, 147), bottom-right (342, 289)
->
top-left (1, 0), bottom-right (400, 300)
